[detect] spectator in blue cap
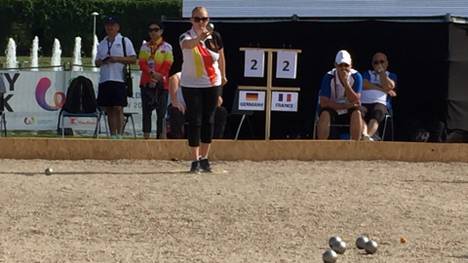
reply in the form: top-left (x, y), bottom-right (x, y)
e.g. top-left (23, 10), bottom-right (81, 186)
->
top-left (95, 15), bottom-right (137, 138)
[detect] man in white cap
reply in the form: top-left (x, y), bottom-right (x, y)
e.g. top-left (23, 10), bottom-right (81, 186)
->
top-left (316, 50), bottom-right (363, 140)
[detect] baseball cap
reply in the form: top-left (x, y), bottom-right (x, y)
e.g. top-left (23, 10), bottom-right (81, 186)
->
top-left (335, 50), bottom-right (352, 65)
top-left (104, 16), bottom-right (119, 25)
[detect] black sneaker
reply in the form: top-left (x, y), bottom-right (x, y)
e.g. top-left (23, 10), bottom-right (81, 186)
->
top-left (371, 134), bottom-right (382, 141)
top-left (189, 160), bottom-right (201, 173)
top-left (199, 158), bottom-right (212, 173)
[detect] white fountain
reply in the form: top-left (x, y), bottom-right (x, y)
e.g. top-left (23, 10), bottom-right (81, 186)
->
top-left (72, 36), bottom-right (83, 71)
top-left (51, 38), bottom-right (62, 71)
top-left (5, 38), bottom-right (18, 69)
top-left (30, 36), bottom-right (39, 71)
top-left (91, 34), bottom-right (99, 72)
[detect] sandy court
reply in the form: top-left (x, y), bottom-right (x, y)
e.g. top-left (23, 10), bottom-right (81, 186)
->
top-left (0, 159), bottom-right (467, 262)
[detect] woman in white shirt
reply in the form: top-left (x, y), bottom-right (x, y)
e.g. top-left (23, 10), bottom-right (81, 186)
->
top-left (179, 6), bottom-right (227, 173)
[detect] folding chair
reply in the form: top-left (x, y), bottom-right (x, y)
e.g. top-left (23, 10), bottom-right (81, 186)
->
top-left (57, 76), bottom-right (109, 138)
top-left (230, 90), bottom-right (254, 140)
top-left (314, 98), bottom-right (394, 141)
top-left (380, 97), bottom-right (394, 141)
top-left (99, 111), bottom-right (137, 139)
top-left (312, 98), bottom-right (351, 139)
top-left (58, 109), bottom-right (108, 138)
top-left (122, 112), bottom-right (137, 138)
top-left (313, 113), bottom-right (351, 139)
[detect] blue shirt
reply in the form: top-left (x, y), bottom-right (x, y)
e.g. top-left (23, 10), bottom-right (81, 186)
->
top-left (319, 69), bottom-right (363, 102)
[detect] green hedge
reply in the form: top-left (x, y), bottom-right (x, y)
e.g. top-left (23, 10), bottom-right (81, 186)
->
top-left (0, 0), bottom-right (181, 58)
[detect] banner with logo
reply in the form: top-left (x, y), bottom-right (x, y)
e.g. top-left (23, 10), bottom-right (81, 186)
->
top-left (0, 70), bottom-right (146, 134)
top-left (238, 90), bottom-right (265, 111)
top-left (271, 91), bottom-right (298, 112)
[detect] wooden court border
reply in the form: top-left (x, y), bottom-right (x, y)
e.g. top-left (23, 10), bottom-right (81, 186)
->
top-left (0, 138), bottom-right (467, 162)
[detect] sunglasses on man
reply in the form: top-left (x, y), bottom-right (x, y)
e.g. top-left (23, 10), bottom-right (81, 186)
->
top-left (193, 16), bottom-right (209, 23)
top-left (373, 60), bottom-right (386, 65)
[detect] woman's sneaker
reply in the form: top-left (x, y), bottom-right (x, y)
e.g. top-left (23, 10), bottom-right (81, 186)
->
top-left (199, 158), bottom-right (212, 173)
top-left (362, 134), bottom-right (374, 141)
top-left (190, 160), bottom-right (201, 174)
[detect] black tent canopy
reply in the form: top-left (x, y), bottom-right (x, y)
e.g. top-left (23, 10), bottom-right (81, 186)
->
top-left (162, 15), bottom-right (468, 140)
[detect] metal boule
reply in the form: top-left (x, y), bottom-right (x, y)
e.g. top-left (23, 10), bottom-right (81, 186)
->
top-left (356, 235), bottom-right (369, 249)
top-left (331, 240), bottom-right (347, 254)
top-left (328, 236), bottom-right (342, 248)
top-left (207, 23), bottom-right (214, 33)
top-left (44, 167), bottom-right (53, 176)
top-left (322, 248), bottom-right (338, 263)
top-left (364, 240), bottom-right (378, 254)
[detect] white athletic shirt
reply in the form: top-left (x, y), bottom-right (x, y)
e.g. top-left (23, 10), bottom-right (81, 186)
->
top-left (96, 33), bottom-right (136, 83)
top-left (361, 70), bottom-right (397, 106)
top-left (179, 28), bottom-right (222, 88)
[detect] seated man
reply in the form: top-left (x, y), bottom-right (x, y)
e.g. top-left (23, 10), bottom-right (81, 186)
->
top-left (361, 52), bottom-right (397, 141)
top-left (167, 72), bottom-right (227, 139)
top-left (317, 50), bottom-right (363, 140)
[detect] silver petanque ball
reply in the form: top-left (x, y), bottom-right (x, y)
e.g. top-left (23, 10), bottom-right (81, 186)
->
top-left (322, 248), bottom-right (338, 263)
top-left (356, 235), bottom-right (369, 249)
top-left (331, 240), bottom-right (347, 254)
top-left (44, 167), bottom-right (53, 176)
top-left (364, 240), bottom-right (378, 254)
top-left (328, 236), bottom-right (343, 248)
top-left (207, 23), bottom-right (215, 32)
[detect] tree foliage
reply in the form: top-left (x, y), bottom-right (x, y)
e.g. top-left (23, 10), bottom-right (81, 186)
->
top-left (0, 0), bottom-right (181, 57)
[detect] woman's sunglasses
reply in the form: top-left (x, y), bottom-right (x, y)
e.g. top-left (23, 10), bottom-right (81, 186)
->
top-left (148, 28), bottom-right (160, 32)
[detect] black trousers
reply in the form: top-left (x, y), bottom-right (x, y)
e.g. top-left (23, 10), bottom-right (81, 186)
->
top-left (361, 103), bottom-right (387, 123)
top-left (167, 105), bottom-right (186, 139)
top-left (167, 104), bottom-right (227, 140)
top-left (182, 86), bottom-right (221, 147)
top-left (214, 106), bottom-right (228, 139)
top-left (141, 85), bottom-right (168, 138)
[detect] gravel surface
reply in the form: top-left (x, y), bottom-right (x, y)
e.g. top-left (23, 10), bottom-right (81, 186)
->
top-left (0, 159), bottom-right (467, 262)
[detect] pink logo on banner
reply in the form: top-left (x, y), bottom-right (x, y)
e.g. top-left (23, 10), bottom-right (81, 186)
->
top-left (35, 77), bottom-right (66, 111)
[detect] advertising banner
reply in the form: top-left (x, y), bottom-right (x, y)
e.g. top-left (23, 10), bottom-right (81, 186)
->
top-left (0, 70), bottom-right (146, 134)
